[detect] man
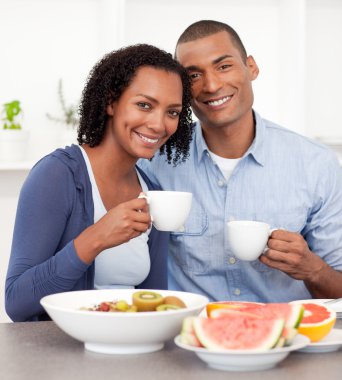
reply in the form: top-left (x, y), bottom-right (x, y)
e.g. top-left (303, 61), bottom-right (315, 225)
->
top-left (139, 20), bottom-right (342, 302)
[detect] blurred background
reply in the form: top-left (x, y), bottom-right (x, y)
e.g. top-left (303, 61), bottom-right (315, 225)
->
top-left (1, 0), bottom-right (342, 322)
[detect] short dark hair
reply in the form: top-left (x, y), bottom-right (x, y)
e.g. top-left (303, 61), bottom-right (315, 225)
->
top-left (176, 20), bottom-right (247, 61)
top-left (78, 44), bottom-right (193, 165)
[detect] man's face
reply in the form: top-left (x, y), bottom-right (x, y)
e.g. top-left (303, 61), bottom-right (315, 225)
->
top-left (176, 31), bottom-right (259, 131)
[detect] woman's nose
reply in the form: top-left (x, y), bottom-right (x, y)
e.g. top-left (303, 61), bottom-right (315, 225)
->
top-left (146, 111), bottom-right (165, 132)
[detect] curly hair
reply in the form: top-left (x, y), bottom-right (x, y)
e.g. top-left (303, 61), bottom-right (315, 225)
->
top-left (78, 44), bottom-right (193, 165)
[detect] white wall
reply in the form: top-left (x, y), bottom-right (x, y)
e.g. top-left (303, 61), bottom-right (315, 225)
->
top-left (1, 0), bottom-right (342, 322)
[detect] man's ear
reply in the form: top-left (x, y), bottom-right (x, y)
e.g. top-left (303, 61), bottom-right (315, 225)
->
top-left (246, 55), bottom-right (259, 81)
top-left (106, 102), bottom-right (115, 116)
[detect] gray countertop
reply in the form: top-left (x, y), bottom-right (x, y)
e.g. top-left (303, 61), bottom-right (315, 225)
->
top-left (0, 320), bottom-right (341, 380)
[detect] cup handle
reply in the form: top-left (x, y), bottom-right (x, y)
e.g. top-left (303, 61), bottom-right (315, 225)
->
top-left (138, 192), bottom-right (149, 203)
top-left (137, 193), bottom-right (153, 222)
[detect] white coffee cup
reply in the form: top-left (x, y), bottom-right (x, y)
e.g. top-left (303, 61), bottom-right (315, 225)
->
top-left (141, 191), bottom-right (192, 231)
top-left (227, 220), bottom-right (274, 261)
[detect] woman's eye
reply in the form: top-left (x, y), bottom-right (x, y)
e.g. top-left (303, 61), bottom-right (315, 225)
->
top-left (137, 102), bottom-right (151, 110)
top-left (168, 110), bottom-right (181, 118)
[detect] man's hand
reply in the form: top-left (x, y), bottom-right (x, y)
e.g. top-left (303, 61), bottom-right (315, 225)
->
top-left (259, 229), bottom-right (325, 281)
top-left (259, 229), bottom-right (342, 298)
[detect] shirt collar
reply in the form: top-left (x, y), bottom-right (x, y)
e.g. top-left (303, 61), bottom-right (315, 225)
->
top-left (195, 121), bottom-right (209, 163)
top-left (195, 110), bottom-right (266, 166)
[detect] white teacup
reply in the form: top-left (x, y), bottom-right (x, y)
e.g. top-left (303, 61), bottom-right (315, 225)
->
top-left (142, 191), bottom-right (192, 232)
top-left (227, 220), bottom-right (274, 261)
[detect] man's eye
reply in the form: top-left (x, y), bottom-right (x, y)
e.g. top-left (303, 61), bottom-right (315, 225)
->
top-left (219, 64), bottom-right (231, 70)
top-left (137, 102), bottom-right (151, 109)
top-left (189, 73), bottom-right (201, 80)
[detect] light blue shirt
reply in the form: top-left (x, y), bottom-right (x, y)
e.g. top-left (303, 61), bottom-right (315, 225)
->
top-left (138, 112), bottom-right (342, 302)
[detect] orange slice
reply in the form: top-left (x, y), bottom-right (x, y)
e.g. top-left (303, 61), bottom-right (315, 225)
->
top-left (206, 301), bottom-right (264, 318)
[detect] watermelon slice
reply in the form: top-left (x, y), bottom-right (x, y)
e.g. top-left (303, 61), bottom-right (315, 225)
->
top-left (193, 313), bottom-right (285, 351)
top-left (180, 317), bottom-right (203, 347)
top-left (210, 303), bottom-right (304, 346)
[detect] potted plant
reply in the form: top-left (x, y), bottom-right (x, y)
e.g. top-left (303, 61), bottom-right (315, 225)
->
top-left (0, 100), bottom-right (30, 162)
top-left (46, 79), bottom-right (79, 146)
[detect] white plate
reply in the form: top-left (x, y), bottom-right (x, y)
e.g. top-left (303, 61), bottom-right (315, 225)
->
top-left (298, 329), bottom-right (342, 353)
top-left (174, 334), bottom-right (310, 371)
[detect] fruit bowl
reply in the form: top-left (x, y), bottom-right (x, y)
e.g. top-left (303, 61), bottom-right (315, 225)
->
top-left (40, 289), bottom-right (208, 354)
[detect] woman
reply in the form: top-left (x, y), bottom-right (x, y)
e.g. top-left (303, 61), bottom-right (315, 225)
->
top-left (5, 44), bottom-right (193, 322)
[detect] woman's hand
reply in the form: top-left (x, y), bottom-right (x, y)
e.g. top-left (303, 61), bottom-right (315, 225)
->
top-left (74, 197), bottom-right (151, 264)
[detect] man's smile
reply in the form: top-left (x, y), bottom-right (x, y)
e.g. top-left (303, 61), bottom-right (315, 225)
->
top-left (203, 95), bottom-right (232, 108)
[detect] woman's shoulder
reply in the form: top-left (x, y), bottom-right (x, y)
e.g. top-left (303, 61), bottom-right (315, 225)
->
top-left (31, 145), bottom-right (84, 175)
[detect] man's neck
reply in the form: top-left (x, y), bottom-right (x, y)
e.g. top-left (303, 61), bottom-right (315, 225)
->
top-left (201, 112), bottom-right (255, 159)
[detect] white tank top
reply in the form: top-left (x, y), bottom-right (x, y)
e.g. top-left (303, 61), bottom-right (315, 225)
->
top-left (79, 146), bottom-right (151, 289)
top-left (209, 150), bottom-right (241, 181)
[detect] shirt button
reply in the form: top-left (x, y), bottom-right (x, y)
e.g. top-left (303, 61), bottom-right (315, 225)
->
top-left (229, 257), bottom-right (236, 265)
top-left (178, 226), bottom-right (185, 232)
top-left (234, 288), bottom-right (241, 296)
top-left (217, 180), bottom-right (225, 187)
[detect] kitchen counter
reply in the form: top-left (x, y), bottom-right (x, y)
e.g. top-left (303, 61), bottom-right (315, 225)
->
top-left (0, 320), bottom-right (341, 380)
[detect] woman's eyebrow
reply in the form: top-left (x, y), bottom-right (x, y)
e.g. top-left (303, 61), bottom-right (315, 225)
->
top-left (136, 94), bottom-right (182, 107)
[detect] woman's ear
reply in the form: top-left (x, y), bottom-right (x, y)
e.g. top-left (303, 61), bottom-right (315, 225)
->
top-left (106, 102), bottom-right (115, 116)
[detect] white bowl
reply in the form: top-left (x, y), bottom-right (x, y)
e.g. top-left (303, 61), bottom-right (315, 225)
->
top-left (40, 289), bottom-right (208, 354)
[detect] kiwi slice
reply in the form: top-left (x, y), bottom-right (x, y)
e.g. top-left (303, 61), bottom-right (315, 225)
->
top-left (163, 296), bottom-right (186, 308)
top-left (156, 304), bottom-right (182, 311)
top-left (132, 291), bottom-right (164, 311)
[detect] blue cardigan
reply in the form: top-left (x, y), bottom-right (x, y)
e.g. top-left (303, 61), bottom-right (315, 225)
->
top-left (5, 145), bottom-right (169, 321)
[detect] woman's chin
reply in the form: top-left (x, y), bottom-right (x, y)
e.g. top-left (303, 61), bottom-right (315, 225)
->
top-left (135, 147), bottom-right (160, 160)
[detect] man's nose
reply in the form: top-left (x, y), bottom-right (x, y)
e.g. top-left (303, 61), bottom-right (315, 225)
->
top-left (203, 72), bottom-right (223, 93)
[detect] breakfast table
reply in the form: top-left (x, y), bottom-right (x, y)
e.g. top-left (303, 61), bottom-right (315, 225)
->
top-left (0, 319), bottom-right (341, 380)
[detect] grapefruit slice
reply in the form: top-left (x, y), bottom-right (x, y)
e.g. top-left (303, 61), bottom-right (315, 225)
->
top-left (294, 301), bottom-right (336, 342)
top-left (193, 313), bottom-right (285, 351)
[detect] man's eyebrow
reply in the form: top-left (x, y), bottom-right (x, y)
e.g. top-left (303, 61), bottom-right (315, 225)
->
top-left (213, 54), bottom-right (233, 65)
top-left (184, 65), bottom-right (201, 71)
top-left (185, 54), bottom-right (233, 71)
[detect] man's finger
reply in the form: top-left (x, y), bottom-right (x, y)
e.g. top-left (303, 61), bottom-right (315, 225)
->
top-left (267, 238), bottom-right (290, 253)
top-left (271, 229), bottom-right (296, 242)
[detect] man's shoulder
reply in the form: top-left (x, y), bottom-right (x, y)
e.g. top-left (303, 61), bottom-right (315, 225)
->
top-left (262, 117), bottom-right (334, 156)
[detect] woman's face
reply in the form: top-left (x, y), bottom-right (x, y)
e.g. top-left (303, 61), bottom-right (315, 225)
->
top-left (106, 66), bottom-right (183, 160)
